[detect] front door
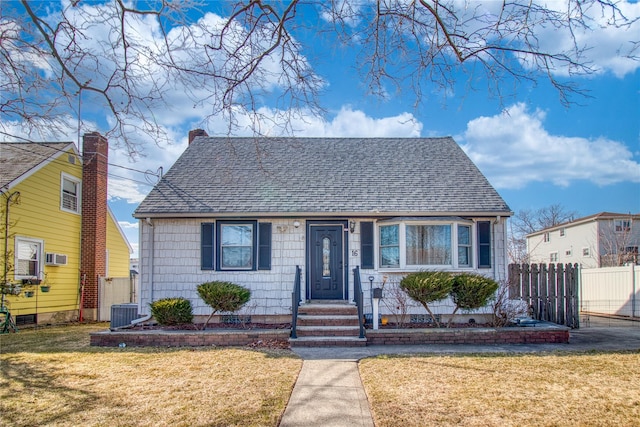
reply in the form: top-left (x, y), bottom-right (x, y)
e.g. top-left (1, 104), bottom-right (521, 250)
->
top-left (309, 225), bottom-right (344, 299)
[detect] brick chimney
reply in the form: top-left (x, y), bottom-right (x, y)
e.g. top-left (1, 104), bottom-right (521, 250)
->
top-left (188, 128), bottom-right (208, 144)
top-left (80, 132), bottom-right (108, 321)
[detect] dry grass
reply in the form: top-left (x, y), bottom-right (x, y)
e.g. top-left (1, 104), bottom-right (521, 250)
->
top-left (360, 352), bottom-right (640, 427)
top-left (0, 323), bottom-right (302, 427)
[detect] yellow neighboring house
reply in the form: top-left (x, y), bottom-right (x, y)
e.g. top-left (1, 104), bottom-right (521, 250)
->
top-left (1, 133), bottom-right (132, 325)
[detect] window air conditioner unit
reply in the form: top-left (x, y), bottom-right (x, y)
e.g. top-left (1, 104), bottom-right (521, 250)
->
top-left (45, 253), bottom-right (68, 266)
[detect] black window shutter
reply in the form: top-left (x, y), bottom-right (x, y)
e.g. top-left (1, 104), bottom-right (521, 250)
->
top-left (258, 223), bottom-right (272, 270)
top-left (477, 221), bottom-right (491, 268)
top-left (361, 221), bottom-right (374, 269)
top-left (201, 223), bottom-right (215, 270)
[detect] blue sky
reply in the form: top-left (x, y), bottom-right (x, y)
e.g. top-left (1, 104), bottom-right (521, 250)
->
top-left (3, 1), bottom-right (639, 258)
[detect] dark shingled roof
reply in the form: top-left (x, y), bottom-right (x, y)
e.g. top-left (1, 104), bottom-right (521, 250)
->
top-left (0, 142), bottom-right (74, 188)
top-left (134, 137), bottom-right (511, 217)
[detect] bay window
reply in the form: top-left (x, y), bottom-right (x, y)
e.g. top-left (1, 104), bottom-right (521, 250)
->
top-left (376, 219), bottom-right (488, 270)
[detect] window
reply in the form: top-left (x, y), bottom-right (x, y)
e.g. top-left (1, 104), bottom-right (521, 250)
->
top-left (615, 219), bottom-right (631, 232)
top-left (378, 219), bottom-right (482, 269)
top-left (15, 238), bottom-right (42, 279)
top-left (582, 247), bottom-right (590, 257)
top-left (543, 232), bottom-right (550, 242)
top-left (61, 173), bottom-right (81, 213)
top-left (458, 225), bottom-right (471, 267)
top-left (406, 224), bottom-right (451, 265)
top-left (379, 225), bottom-right (399, 268)
top-left (565, 249), bottom-right (572, 256)
top-left (219, 222), bottom-right (255, 270)
top-left (201, 221), bottom-right (271, 271)
top-left (560, 228), bottom-right (566, 237)
top-left (550, 252), bottom-right (558, 262)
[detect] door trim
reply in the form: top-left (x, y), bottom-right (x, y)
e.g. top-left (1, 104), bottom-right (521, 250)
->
top-left (305, 220), bottom-right (349, 301)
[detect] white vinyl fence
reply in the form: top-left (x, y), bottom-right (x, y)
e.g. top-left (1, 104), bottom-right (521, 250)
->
top-left (98, 276), bottom-right (138, 321)
top-left (580, 265), bottom-right (639, 318)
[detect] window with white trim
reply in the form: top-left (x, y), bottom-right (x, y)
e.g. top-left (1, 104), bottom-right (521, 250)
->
top-left (582, 247), bottom-right (590, 257)
top-left (378, 219), bottom-right (480, 270)
top-left (543, 232), bottom-right (550, 242)
top-left (614, 219), bottom-right (631, 232)
top-left (550, 252), bottom-right (558, 262)
top-left (15, 238), bottom-right (43, 279)
top-left (61, 173), bottom-right (81, 213)
top-left (219, 222), bottom-right (254, 270)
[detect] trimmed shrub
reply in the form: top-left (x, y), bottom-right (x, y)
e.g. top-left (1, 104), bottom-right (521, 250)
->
top-left (197, 281), bottom-right (251, 330)
top-left (448, 273), bottom-right (499, 327)
top-left (400, 271), bottom-right (454, 327)
top-left (149, 297), bottom-right (193, 326)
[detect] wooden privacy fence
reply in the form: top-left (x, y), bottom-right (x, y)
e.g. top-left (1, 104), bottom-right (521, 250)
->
top-left (509, 263), bottom-right (580, 328)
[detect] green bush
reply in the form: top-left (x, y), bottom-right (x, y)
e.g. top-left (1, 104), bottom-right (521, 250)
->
top-left (400, 271), bottom-right (454, 327)
top-left (197, 281), bottom-right (251, 330)
top-left (149, 297), bottom-right (193, 326)
top-left (448, 273), bottom-right (499, 327)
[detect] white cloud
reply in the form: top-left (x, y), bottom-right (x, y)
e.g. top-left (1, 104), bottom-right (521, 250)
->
top-left (517, 0), bottom-right (640, 78)
top-left (460, 103), bottom-right (640, 189)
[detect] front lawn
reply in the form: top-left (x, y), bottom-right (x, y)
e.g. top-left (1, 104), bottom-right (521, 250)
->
top-left (360, 352), bottom-right (640, 427)
top-left (0, 323), bottom-right (302, 427)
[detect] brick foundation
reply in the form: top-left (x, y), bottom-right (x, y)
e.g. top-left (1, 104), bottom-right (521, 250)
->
top-left (90, 329), bottom-right (290, 347)
top-left (90, 325), bottom-right (569, 347)
top-left (366, 326), bottom-right (569, 345)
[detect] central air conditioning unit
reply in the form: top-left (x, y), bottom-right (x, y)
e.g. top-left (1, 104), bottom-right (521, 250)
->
top-left (45, 253), bottom-right (68, 266)
top-left (110, 304), bottom-right (140, 329)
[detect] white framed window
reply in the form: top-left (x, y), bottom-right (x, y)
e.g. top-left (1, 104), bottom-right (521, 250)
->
top-left (614, 219), bottom-right (631, 232)
top-left (559, 228), bottom-right (566, 237)
top-left (378, 219), bottom-right (477, 270)
top-left (218, 222), bottom-right (255, 270)
top-left (457, 225), bottom-right (472, 267)
top-left (61, 173), bottom-right (81, 214)
top-left (582, 247), bottom-right (590, 257)
top-left (550, 252), bottom-right (558, 263)
top-left (15, 237), bottom-right (43, 280)
top-left (565, 249), bottom-right (572, 256)
top-left (543, 232), bottom-right (550, 242)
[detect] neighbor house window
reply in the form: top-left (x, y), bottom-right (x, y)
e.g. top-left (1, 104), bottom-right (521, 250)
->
top-left (615, 219), bottom-right (631, 232)
top-left (61, 173), bottom-right (81, 213)
top-left (378, 219), bottom-right (481, 269)
top-left (543, 232), bottom-right (550, 242)
top-left (201, 221), bottom-right (271, 271)
top-left (582, 247), bottom-right (590, 257)
top-left (15, 238), bottom-right (43, 279)
top-left (550, 252), bottom-right (558, 262)
top-left (560, 228), bottom-right (566, 237)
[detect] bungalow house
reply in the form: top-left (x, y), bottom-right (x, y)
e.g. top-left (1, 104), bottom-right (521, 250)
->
top-left (134, 133), bottom-right (512, 330)
top-left (0, 133), bottom-right (132, 325)
top-left (527, 212), bottom-right (640, 268)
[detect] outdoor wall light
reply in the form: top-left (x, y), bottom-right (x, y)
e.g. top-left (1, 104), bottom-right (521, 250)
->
top-left (349, 220), bottom-right (356, 233)
top-left (293, 220), bottom-right (300, 228)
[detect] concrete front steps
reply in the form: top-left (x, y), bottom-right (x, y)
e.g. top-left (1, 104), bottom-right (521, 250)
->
top-left (290, 302), bottom-right (366, 347)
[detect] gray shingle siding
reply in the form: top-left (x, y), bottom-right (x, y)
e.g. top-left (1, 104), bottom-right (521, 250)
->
top-left (134, 137), bottom-right (511, 217)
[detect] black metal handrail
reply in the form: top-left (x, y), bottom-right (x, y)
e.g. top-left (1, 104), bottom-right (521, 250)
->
top-left (291, 265), bottom-right (301, 339)
top-left (353, 266), bottom-right (365, 339)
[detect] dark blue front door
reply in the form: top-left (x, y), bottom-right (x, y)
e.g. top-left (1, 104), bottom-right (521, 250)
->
top-left (310, 225), bottom-right (344, 299)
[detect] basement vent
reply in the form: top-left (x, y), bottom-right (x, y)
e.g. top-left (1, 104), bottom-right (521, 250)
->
top-left (110, 304), bottom-right (140, 329)
top-left (45, 253), bottom-right (68, 266)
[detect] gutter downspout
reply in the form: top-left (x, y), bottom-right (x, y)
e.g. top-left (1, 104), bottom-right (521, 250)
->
top-left (130, 218), bottom-right (154, 326)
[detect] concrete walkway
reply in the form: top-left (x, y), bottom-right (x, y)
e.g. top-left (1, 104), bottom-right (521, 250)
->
top-left (279, 360), bottom-right (374, 427)
top-left (279, 324), bottom-right (640, 427)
